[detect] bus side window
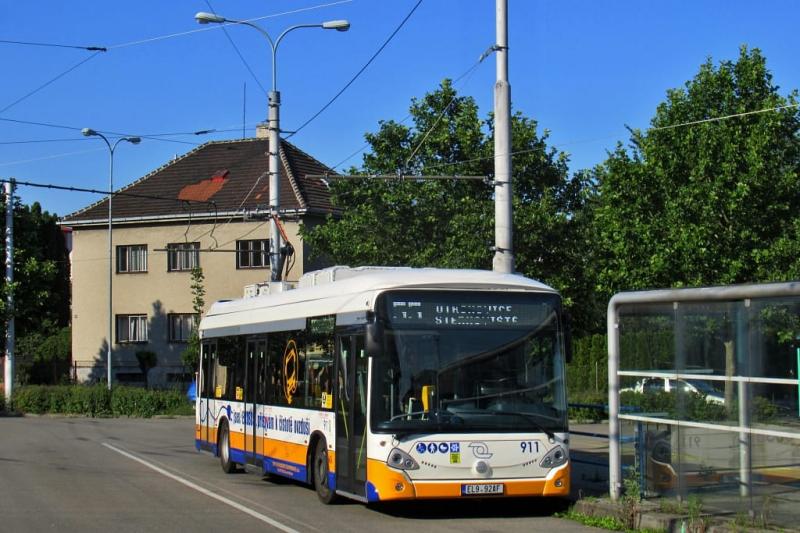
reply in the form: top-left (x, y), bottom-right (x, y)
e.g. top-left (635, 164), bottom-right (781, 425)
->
top-left (304, 316), bottom-right (335, 409)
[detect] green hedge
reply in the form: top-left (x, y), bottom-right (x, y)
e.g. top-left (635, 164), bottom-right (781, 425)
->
top-left (11, 385), bottom-right (193, 417)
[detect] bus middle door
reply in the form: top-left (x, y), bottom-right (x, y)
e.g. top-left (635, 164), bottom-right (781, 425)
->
top-left (335, 334), bottom-right (368, 499)
top-left (244, 339), bottom-right (265, 465)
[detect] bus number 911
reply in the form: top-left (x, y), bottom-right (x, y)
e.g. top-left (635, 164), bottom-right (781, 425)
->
top-left (520, 441), bottom-right (539, 454)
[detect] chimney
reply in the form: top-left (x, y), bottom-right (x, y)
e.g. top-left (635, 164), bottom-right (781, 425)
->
top-left (256, 122), bottom-right (269, 139)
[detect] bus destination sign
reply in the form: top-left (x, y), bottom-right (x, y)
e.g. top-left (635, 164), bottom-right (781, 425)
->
top-left (386, 293), bottom-right (550, 328)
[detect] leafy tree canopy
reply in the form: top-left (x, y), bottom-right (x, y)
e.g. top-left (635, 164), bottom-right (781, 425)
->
top-left (0, 198), bottom-right (70, 335)
top-left (591, 46), bottom-right (800, 298)
top-left (302, 80), bottom-right (596, 331)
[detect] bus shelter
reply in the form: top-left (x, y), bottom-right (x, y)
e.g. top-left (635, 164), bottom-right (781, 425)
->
top-left (608, 282), bottom-right (800, 525)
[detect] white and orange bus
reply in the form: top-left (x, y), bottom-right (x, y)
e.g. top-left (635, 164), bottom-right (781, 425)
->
top-left (195, 266), bottom-right (570, 503)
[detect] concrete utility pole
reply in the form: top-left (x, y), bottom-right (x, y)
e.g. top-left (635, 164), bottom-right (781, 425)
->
top-left (4, 179), bottom-right (14, 406)
top-left (492, 0), bottom-right (515, 274)
top-left (194, 12), bottom-right (349, 282)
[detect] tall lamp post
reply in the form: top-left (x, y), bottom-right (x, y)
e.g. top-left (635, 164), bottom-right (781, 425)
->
top-left (81, 128), bottom-right (141, 390)
top-left (195, 12), bottom-right (349, 281)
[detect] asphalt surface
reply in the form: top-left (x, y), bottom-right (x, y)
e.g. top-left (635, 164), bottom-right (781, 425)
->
top-left (0, 416), bottom-right (605, 533)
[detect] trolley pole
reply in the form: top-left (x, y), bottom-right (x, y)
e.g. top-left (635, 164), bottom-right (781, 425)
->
top-left (4, 179), bottom-right (14, 406)
top-left (492, 0), bottom-right (514, 274)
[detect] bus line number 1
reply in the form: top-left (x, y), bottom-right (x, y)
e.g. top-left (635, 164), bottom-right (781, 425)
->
top-left (520, 441), bottom-right (539, 454)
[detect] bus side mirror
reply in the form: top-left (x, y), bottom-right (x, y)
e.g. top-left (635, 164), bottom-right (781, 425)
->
top-left (366, 320), bottom-right (383, 357)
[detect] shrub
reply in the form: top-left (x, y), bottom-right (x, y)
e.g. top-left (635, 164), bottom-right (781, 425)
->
top-left (10, 385), bottom-right (192, 417)
top-left (67, 385), bottom-right (111, 416)
top-left (111, 386), bottom-right (157, 417)
top-left (12, 385), bottom-right (49, 413)
top-left (0, 389), bottom-right (4, 412)
top-left (569, 390), bottom-right (608, 422)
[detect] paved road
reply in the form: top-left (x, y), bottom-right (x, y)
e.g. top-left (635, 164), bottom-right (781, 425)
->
top-left (0, 416), bottom-right (604, 533)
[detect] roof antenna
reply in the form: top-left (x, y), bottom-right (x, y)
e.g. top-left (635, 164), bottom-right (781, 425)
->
top-left (242, 81), bottom-right (247, 139)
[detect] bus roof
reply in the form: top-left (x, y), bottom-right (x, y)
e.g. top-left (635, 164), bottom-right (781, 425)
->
top-left (199, 267), bottom-right (557, 339)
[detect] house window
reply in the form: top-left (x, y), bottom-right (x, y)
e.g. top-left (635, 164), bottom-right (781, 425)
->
top-left (117, 244), bottom-right (147, 273)
top-left (167, 242), bottom-right (200, 271)
top-left (236, 239), bottom-right (269, 269)
top-left (116, 314), bottom-right (148, 343)
top-left (169, 313), bottom-right (197, 343)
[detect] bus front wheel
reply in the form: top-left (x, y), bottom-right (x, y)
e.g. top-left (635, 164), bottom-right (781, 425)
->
top-left (313, 439), bottom-right (337, 504)
top-left (219, 421), bottom-right (237, 474)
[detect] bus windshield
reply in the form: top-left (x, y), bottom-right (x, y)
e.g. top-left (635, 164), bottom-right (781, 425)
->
top-left (371, 291), bottom-right (568, 435)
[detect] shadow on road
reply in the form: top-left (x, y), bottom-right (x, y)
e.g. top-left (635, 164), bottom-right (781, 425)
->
top-left (368, 496), bottom-right (571, 519)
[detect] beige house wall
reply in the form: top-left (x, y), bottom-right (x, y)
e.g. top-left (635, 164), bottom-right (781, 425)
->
top-left (71, 219), bottom-right (309, 386)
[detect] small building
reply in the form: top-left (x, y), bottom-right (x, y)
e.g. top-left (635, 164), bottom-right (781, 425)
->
top-left (60, 135), bottom-right (334, 387)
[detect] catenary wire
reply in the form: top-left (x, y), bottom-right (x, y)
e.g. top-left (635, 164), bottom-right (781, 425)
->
top-left (0, 178), bottom-right (216, 207)
top-left (414, 101), bottom-right (800, 173)
top-left (330, 52), bottom-right (487, 171)
top-left (0, 138), bottom-right (92, 145)
top-left (650, 103), bottom-right (800, 131)
top-left (0, 147), bottom-right (108, 167)
top-left (0, 39), bottom-right (106, 52)
top-left (203, 0), bottom-right (269, 96)
top-left (0, 52), bottom-right (102, 115)
top-left (107, 1), bottom-right (353, 50)
top-left (284, 0), bottom-right (424, 141)
top-left (403, 59), bottom-right (483, 169)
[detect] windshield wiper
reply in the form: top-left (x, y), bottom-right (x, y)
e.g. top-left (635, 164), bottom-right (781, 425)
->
top-left (488, 411), bottom-right (556, 439)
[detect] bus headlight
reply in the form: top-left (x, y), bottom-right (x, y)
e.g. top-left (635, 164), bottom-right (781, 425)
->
top-left (387, 448), bottom-right (420, 470)
top-left (539, 445), bottom-right (567, 469)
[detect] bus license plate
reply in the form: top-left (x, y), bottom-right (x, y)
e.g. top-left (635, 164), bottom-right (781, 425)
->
top-left (461, 483), bottom-right (504, 496)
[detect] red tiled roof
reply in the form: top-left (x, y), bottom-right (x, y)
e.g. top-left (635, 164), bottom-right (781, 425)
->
top-left (62, 138), bottom-right (333, 224)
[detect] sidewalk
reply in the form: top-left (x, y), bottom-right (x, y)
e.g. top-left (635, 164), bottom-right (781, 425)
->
top-left (570, 422), bottom-right (611, 499)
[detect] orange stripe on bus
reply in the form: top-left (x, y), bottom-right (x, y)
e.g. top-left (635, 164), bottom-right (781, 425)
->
top-left (367, 460), bottom-right (570, 501)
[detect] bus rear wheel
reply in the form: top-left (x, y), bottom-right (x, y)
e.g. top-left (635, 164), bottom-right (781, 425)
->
top-left (219, 421), bottom-right (237, 474)
top-left (313, 439), bottom-right (337, 504)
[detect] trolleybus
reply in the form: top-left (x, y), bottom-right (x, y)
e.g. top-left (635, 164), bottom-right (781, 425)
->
top-left (195, 266), bottom-right (570, 503)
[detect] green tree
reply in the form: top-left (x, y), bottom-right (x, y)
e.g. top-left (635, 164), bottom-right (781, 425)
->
top-left (591, 46), bottom-right (800, 298)
top-left (0, 198), bottom-right (69, 333)
top-left (182, 266), bottom-right (206, 370)
top-left (303, 80), bottom-right (596, 331)
top-left (1, 194), bottom-right (71, 385)
top-left (15, 324), bottom-right (71, 385)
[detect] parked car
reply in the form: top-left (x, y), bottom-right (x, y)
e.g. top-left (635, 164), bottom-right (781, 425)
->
top-left (621, 376), bottom-right (725, 405)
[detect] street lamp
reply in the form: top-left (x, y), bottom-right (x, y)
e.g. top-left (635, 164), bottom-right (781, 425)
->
top-left (195, 12), bottom-right (349, 281)
top-left (81, 128), bottom-right (141, 390)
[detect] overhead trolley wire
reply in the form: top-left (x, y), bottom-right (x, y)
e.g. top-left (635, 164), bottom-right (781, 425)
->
top-left (0, 39), bottom-right (106, 52)
top-left (0, 116), bottom-right (204, 146)
top-left (285, 0), bottom-right (425, 141)
top-left (0, 52), bottom-right (103, 115)
top-left (0, 178), bottom-right (216, 208)
top-left (406, 102), bottom-right (800, 173)
top-left (329, 48), bottom-right (488, 172)
top-left (106, 0), bottom-right (353, 50)
top-left (203, 0), bottom-right (269, 97)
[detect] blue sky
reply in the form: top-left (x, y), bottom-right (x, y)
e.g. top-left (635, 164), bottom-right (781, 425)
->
top-left (2, 0), bottom-right (799, 217)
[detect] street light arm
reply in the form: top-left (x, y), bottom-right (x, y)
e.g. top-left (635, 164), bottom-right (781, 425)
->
top-left (226, 21), bottom-right (323, 91)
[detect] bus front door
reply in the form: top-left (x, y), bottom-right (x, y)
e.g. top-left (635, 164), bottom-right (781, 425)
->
top-left (335, 334), bottom-right (368, 499)
top-left (244, 339), bottom-right (266, 465)
top-left (200, 342), bottom-right (214, 448)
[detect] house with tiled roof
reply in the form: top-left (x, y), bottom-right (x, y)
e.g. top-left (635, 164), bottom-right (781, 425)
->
top-left (61, 132), bottom-right (334, 386)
